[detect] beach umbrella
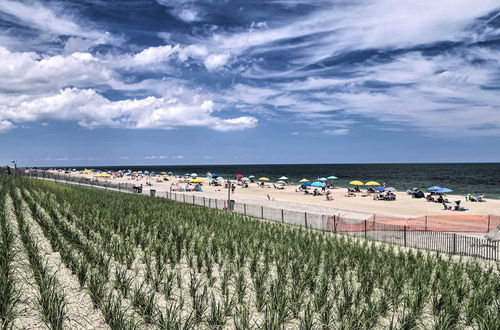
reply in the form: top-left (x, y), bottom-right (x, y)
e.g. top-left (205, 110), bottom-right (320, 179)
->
top-left (248, 175), bottom-right (255, 178)
top-left (427, 186), bottom-right (441, 191)
top-left (211, 173), bottom-right (219, 178)
top-left (279, 176), bottom-right (289, 180)
top-left (258, 177), bottom-right (270, 181)
top-left (167, 171), bottom-right (173, 175)
top-left (216, 176), bottom-right (224, 181)
top-left (160, 172), bottom-right (166, 175)
top-left (191, 173), bottom-right (198, 177)
top-left (299, 178), bottom-right (309, 183)
top-left (365, 181), bottom-right (380, 186)
top-left (318, 177), bottom-right (328, 181)
top-left (144, 171), bottom-right (150, 174)
top-left (138, 171), bottom-right (143, 174)
top-left (276, 180), bottom-right (286, 185)
top-left (125, 173), bottom-right (132, 176)
top-left (190, 178), bottom-right (204, 183)
top-left (82, 169), bottom-right (92, 174)
top-left (349, 180), bottom-right (364, 185)
top-left (235, 174), bottom-right (244, 178)
top-left (311, 181), bottom-right (325, 187)
top-left (327, 176), bottom-right (337, 180)
top-left (436, 187), bottom-right (453, 193)
top-left (241, 177), bottom-right (250, 181)
top-left (384, 187), bottom-right (397, 192)
top-left (374, 187), bottom-right (385, 191)
top-left (301, 182), bottom-right (312, 186)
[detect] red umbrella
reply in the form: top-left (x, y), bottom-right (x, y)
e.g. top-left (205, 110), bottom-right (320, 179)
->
top-left (235, 174), bottom-right (244, 178)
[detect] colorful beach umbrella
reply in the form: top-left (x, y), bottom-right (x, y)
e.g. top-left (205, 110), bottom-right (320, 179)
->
top-left (349, 180), bottom-right (364, 185)
top-left (235, 174), bottom-right (244, 178)
top-left (327, 176), bottom-right (337, 180)
top-left (301, 182), bottom-right (312, 186)
top-left (190, 178), bottom-right (204, 183)
top-left (384, 187), bottom-right (397, 192)
top-left (248, 175), bottom-right (255, 178)
top-left (374, 187), bottom-right (385, 191)
top-left (82, 170), bottom-right (92, 174)
top-left (299, 178), bottom-right (309, 183)
top-left (311, 182), bottom-right (325, 187)
top-left (167, 172), bottom-right (173, 175)
top-left (318, 177), bottom-right (328, 181)
top-left (211, 174), bottom-right (219, 178)
top-left (258, 177), bottom-right (270, 181)
top-left (241, 177), bottom-right (250, 181)
top-left (279, 176), bottom-right (288, 180)
top-left (427, 186), bottom-right (441, 191)
top-left (276, 180), bottom-right (286, 185)
top-left (365, 181), bottom-right (380, 186)
top-left (436, 187), bottom-right (453, 193)
top-left (191, 173), bottom-right (198, 177)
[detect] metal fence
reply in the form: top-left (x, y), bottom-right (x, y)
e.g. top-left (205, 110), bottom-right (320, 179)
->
top-left (4, 169), bottom-right (499, 262)
top-left (8, 169), bottom-right (137, 193)
top-left (163, 191), bottom-right (500, 262)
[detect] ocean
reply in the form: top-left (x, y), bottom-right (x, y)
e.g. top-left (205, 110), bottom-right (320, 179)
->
top-left (56, 163), bottom-right (500, 199)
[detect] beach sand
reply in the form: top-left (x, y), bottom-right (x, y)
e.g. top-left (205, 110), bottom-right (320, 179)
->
top-left (52, 171), bottom-right (500, 219)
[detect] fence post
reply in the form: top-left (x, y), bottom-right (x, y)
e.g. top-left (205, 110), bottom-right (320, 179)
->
top-left (453, 233), bottom-right (457, 254)
top-left (193, 195), bottom-right (195, 204)
top-left (403, 226), bottom-right (407, 247)
top-left (373, 214), bottom-right (376, 225)
top-left (425, 215), bottom-right (428, 231)
top-left (364, 220), bottom-right (367, 239)
top-left (183, 195), bottom-right (186, 203)
top-left (487, 215), bottom-right (491, 232)
top-left (304, 212), bottom-right (308, 228)
top-left (203, 197), bottom-right (206, 207)
top-left (281, 209), bottom-right (284, 223)
top-left (261, 206), bottom-right (264, 219)
top-left (243, 203), bottom-right (246, 216)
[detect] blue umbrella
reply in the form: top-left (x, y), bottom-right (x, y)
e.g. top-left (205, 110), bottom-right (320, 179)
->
top-left (384, 187), bottom-right (397, 192)
top-left (436, 187), bottom-right (453, 193)
top-left (167, 172), bottom-right (173, 175)
top-left (212, 174), bottom-right (219, 178)
top-left (427, 186), bottom-right (441, 191)
top-left (138, 171), bottom-right (143, 174)
top-left (301, 182), bottom-right (312, 186)
top-left (311, 181), bottom-right (325, 187)
top-left (374, 186), bottom-right (385, 191)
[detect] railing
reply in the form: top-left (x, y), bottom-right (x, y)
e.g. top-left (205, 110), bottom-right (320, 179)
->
top-left (5, 168), bottom-right (499, 262)
top-left (163, 191), bottom-right (500, 262)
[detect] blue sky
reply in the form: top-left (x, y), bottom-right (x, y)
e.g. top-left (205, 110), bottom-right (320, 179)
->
top-left (1, 0), bottom-right (500, 166)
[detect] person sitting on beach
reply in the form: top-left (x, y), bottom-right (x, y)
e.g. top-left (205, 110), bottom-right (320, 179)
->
top-left (354, 186), bottom-right (360, 192)
top-left (468, 194), bottom-right (477, 202)
top-left (477, 194), bottom-right (486, 202)
top-left (325, 191), bottom-right (333, 201)
top-left (426, 194), bottom-right (435, 202)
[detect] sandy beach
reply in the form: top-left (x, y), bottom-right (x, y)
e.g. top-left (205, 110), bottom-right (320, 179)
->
top-left (51, 170), bottom-right (500, 219)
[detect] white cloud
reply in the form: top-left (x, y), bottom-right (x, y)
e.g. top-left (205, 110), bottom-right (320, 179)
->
top-left (0, 120), bottom-right (15, 133)
top-left (0, 0), bottom-right (113, 44)
top-left (204, 53), bottom-right (230, 71)
top-left (323, 128), bottom-right (349, 135)
top-left (0, 88), bottom-right (258, 132)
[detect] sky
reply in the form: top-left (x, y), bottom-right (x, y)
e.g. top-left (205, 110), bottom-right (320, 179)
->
top-left (0, 0), bottom-right (500, 167)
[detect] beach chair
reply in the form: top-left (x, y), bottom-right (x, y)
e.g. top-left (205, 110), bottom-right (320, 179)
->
top-left (442, 202), bottom-right (452, 210)
top-left (477, 195), bottom-right (486, 202)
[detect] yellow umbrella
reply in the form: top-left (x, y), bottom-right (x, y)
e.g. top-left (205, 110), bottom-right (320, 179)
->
top-left (299, 178), bottom-right (309, 183)
top-left (258, 177), bottom-right (270, 181)
top-left (189, 178), bottom-right (204, 183)
top-left (82, 170), bottom-right (92, 174)
top-left (365, 181), bottom-right (380, 186)
top-left (349, 180), bottom-right (364, 185)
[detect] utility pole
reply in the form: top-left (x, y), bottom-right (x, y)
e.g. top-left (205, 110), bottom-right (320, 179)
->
top-left (12, 160), bottom-right (16, 178)
top-left (227, 180), bottom-right (231, 209)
